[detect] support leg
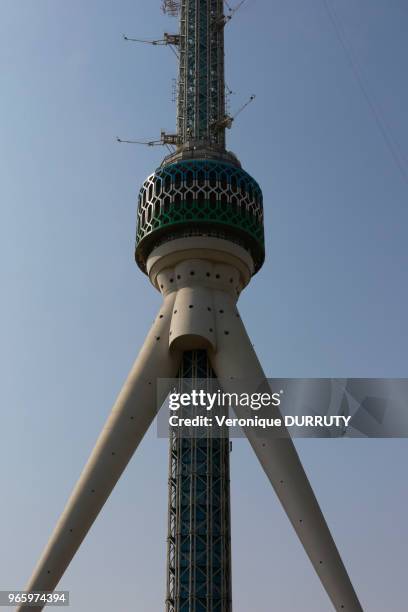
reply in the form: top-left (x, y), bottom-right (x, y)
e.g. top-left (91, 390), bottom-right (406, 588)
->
top-left (208, 290), bottom-right (363, 612)
top-left (17, 294), bottom-right (181, 611)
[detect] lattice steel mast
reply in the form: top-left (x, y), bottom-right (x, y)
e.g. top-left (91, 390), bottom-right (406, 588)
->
top-left (166, 352), bottom-right (231, 612)
top-left (177, 0), bottom-right (226, 148)
top-left (163, 4), bottom-right (234, 610)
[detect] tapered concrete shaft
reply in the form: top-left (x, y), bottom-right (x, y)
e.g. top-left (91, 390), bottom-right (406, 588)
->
top-left (17, 294), bottom-right (181, 611)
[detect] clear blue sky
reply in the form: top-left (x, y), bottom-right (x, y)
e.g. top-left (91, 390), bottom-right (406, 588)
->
top-left (1, 1), bottom-right (407, 610)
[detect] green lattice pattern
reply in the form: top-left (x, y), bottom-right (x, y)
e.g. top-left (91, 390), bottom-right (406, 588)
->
top-left (135, 160), bottom-right (265, 272)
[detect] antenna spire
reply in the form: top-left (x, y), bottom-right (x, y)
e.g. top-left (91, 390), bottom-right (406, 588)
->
top-left (120, 1), bottom-right (256, 158)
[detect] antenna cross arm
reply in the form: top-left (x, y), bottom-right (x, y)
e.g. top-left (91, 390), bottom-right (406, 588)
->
top-left (211, 116), bottom-right (234, 131)
top-left (211, 95), bottom-right (256, 132)
top-left (162, 0), bottom-right (180, 16)
top-left (123, 33), bottom-right (180, 46)
top-left (161, 131), bottom-right (180, 146)
top-left (116, 132), bottom-right (180, 148)
top-left (215, 0), bottom-right (249, 28)
top-left (116, 137), bottom-right (163, 147)
top-left (164, 33), bottom-right (180, 46)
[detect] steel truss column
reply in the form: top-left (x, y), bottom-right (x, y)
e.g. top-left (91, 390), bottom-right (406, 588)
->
top-left (166, 350), bottom-right (232, 612)
top-left (177, 0), bottom-right (226, 147)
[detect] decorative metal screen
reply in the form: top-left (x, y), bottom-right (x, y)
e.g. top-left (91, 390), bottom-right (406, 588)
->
top-left (135, 160), bottom-right (265, 272)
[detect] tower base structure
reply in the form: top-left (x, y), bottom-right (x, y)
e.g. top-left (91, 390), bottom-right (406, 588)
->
top-left (17, 235), bottom-right (362, 611)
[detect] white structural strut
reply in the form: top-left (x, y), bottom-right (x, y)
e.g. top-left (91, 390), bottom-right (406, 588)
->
top-left (208, 300), bottom-right (363, 611)
top-left (17, 293), bottom-right (181, 612)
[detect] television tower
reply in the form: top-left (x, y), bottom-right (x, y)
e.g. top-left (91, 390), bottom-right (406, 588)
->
top-left (18, 1), bottom-right (363, 610)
